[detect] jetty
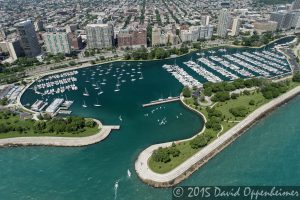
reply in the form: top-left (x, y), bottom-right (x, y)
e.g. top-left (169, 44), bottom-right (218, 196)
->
top-left (106, 125), bottom-right (120, 130)
top-left (135, 85), bottom-right (300, 187)
top-left (142, 96), bottom-right (180, 107)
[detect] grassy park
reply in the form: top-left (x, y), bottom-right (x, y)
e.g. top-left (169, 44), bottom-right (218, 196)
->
top-left (0, 110), bottom-right (99, 139)
top-left (148, 77), bottom-right (300, 174)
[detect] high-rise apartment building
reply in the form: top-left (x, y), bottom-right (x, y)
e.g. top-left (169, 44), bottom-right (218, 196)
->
top-left (217, 9), bottom-right (231, 38)
top-left (117, 26), bottom-right (147, 49)
top-left (86, 24), bottom-right (114, 49)
top-left (43, 32), bottom-right (72, 54)
top-left (229, 18), bottom-right (241, 36)
top-left (15, 20), bottom-right (41, 57)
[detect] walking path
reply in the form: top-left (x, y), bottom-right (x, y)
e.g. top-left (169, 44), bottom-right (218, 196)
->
top-left (0, 119), bottom-right (120, 147)
top-left (135, 85), bottom-right (300, 187)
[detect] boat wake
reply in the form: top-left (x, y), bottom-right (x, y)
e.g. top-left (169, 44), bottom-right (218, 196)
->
top-left (114, 170), bottom-right (132, 199)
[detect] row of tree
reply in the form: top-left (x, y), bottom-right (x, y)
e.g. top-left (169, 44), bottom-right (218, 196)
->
top-left (203, 78), bottom-right (264, 97)
top-left (261, 81), bottom-right (290, 99)
top-left (124, 46), bottom-right (189, 60)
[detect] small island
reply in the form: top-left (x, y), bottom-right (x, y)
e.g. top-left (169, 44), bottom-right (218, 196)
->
top-left (0, 110), bottom-right (98, 139)
top-left (0, 108), bottom-right (121, 147)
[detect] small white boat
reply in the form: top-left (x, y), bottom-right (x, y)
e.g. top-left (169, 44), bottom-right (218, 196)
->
top-left (82, 100), bottom-right (87, 108)
top-left (127, 169), bottom-right (131, 178)
top-left (83, 88), bottom-right (89, 96)
top-left (114, 85), bottom-right (120, 92)
top-left (93, 98), bottom-right (101, 107)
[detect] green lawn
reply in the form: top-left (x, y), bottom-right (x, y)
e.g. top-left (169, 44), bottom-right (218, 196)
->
top-left (215, 92), bottom-right (269, 121)
top-left (148, 82), bottom-right (300, 173)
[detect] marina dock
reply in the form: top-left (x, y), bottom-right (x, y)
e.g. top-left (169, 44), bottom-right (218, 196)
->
top-left (142, 97), bottom-right (180, 107)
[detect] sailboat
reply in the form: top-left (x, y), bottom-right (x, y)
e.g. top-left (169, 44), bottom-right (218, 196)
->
top-left (93, 98), bottom-right (101, 107)
top-left (127, 169), bottom-right (131, 178)
top-left (116, 79), bottom-right (121, 86)
top-left (131, 75), bottom-right (136, 81)
top-left (83, 88), bottom-right (89, 96)
top-left (139, 72), bottom-right (143, 80)
top-left (94, 82), bottom-right (100, 90)
top-left (98, 85), bottom-right (104, 95)
top-left (119, 115), bottom-right (122, 122)
top-left (114, 84), bottom-right (120, 92)
top-left (101, 78), bottom-right (106, 85)
top-left (82, 100), bottom-right (87, 108)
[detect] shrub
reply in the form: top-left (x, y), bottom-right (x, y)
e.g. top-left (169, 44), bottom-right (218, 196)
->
top-left (231, 93), bottom-right (239, 99)
top-left (229, 106), bottom-right (248, 117)
top-left (182, 86), bottom-right (191, 97)
top-left (249, 99), bottom-right (255, 105)
top-left (190, 134), bottom-right (208, 149)
top-left (212, 91), bottom-right (230, 102)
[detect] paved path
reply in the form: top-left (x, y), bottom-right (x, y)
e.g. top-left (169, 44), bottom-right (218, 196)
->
top-left (0, 120), bottom-right (120, 147)
top-left (135, 85), bottom-right (300, 187)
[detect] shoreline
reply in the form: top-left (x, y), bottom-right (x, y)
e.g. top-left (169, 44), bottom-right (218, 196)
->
top-left (19, 35), bottom-right (295, 83)
top-left (135, 85), bottom-right (300, 188)
top-left (0, 119), bottom-right (120, 147)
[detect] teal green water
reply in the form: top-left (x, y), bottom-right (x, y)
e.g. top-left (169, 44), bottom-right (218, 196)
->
top-left (1, 37), bottom-right (299, 200)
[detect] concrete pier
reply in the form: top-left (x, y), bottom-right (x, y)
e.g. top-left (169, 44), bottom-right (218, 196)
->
top-left (142, 97), bottom-right (180, 107)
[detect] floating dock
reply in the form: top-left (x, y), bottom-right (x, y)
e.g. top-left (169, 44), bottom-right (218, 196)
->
top-left (142, 97), bottom-right (180, 107)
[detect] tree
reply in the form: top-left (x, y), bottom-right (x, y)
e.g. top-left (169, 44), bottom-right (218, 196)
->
top-left (249, 99), bottom-right (255, 105)
top-left (190, 134), bottom-right (208, 149)
top-left (292, 73), bottom-right (300, 82)
top-left (85, 119), bottom-right (96, 128)
top-left (182, 86), bottom-right (191, 97)
top-left (69, 61), bottom-right (76, 66)
top-left (203, 87), bottom-right (212, 96)
top-left (0, 97), bottom-right (8, 106)
top-left (152, 147), bottom-right (171, 163)
top-left (229, 106), bottom-right (248, 117)
top-left (231, 93), bottom-right (239, 99)
top-left (212, 91), bottom-right (230, 102)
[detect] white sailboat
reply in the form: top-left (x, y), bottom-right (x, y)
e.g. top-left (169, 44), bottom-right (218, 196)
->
top-left (93, 98), bottom-right (101, 107)
top-left (98, 85), bottom-right (104, 95)
top-left (94, 82), bottom-right (100, 90)
top-left (82, 100), bottom-right (87, 108)
top-left (114, 84), bottom-right (120, 92)
top-left (131, 76), bottom-right (136, 81)
top-left (139, 72), bottom-right (143, 80)
top-left (127, 169), bottom-right (131, 178)
top-left (119, 115), bottom-right (122, 122)
top-left (83, 88), bottom-right (89, 96)
top-left (116, 79), bottom-right (121, 86)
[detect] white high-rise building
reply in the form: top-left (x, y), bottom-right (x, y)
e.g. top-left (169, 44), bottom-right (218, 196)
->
top-left (86, 24), bottom-right (114, 49)
top-left (217, 9), bottom-right (231, 38)
top-left (205, 16), bottom-right (210, 26)
top-left (229, 18), bottom-right (241, 36)
top-left (15, 20), bottom-right (41, 57)
top-left (43, 32), bottom-right (72, 54)
top-left (181, 25), bottom-right (214, 42)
